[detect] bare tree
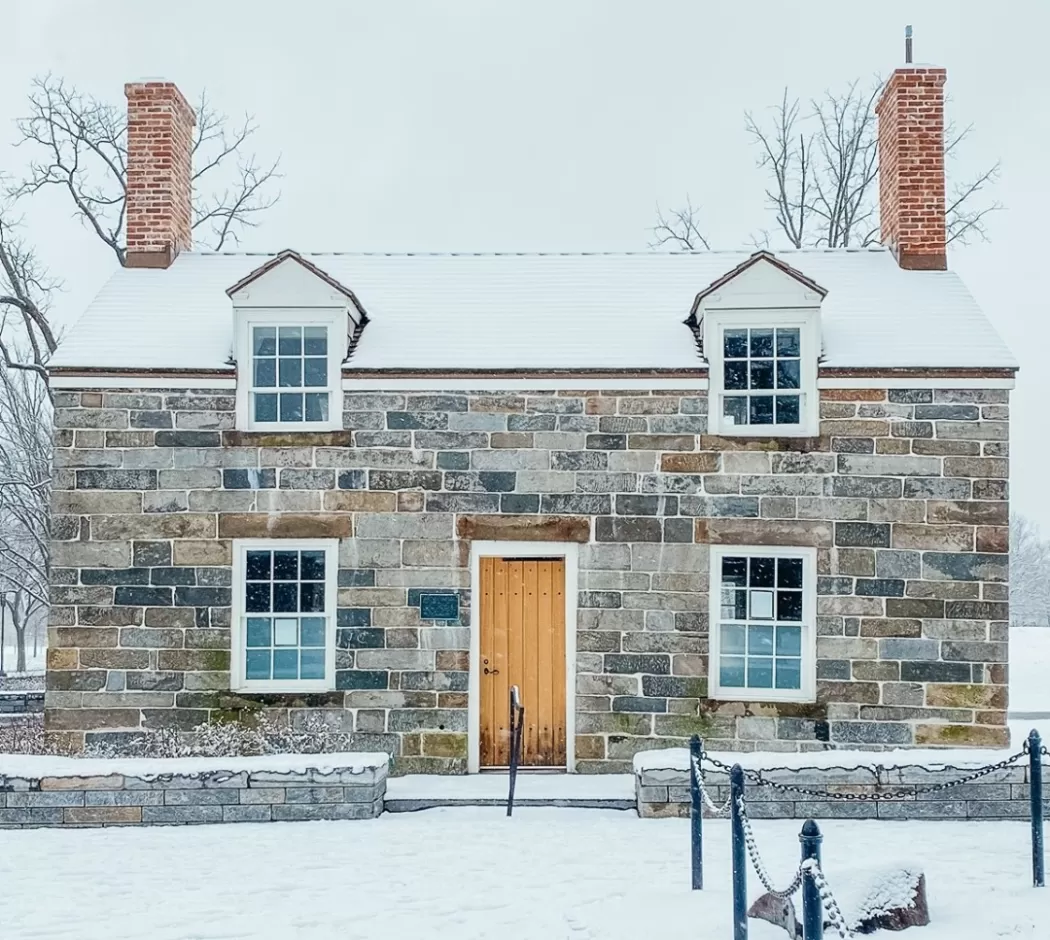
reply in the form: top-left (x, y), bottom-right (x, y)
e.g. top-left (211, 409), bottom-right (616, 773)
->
top-left (0, 356), bottom-right (51, 672)
top-left (11, 75), bottom-right (281, 264)
top-left (1010, 514), bottom-right (1050, 629)
top-left (652, 76), bottom-right (1001, 250)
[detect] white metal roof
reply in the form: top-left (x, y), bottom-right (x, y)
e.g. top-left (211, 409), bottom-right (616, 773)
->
top-left (48, 249), bottom-right (1018, 371)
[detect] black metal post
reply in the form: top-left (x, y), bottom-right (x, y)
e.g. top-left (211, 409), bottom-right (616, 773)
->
top-left (689, 734), bottom-right (703, 890)
top-left (800, 819), bottom-right (824, 940)
top-left (1030, 728), bottom-right (1045, 888)
top-left (730, 763), bottom-right (748, 940)
top-left (507, 686), bottom-right (522, 817)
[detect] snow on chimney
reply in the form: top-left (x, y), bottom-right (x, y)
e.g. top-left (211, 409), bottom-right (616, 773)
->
top-left (124, 81), bottom-right (195, 269)
top-left (875, 61), bottom-right (947, 270)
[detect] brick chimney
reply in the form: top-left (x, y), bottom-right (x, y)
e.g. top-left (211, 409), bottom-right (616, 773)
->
top-left (875, 66), bottom-right (947, 270)
top-left (124, 81), bottom-right (195, 269)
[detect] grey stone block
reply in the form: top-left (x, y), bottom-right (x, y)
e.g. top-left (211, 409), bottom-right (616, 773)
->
top-left (6, 791), bottom-right (85, 807)
top-left (222, 804), bottom-right (273, 823)
top-left (272, 802), bottom-right (379, 821)
top-left (739, 801), bottom-right (798, 819)
top-left (343, 786), bottom-right (381, 803)
top-left (85, 790), bottom-right (164, 806)
top-left (794, 800), bottom-right (878, 819)
top-left (637, 786), bottom-right (669, 803)
top-left (240, 788), bottom-right (287, 804)
top-left (163, 789), bottom-right (239, 805)
top-left (876, 800), bottom-right (968, 820)
top-left (142, 805), bottom-right (224, 824)
top-left (284, 787), bottom-right (345, 804)
top-left (966, 801), bottom-right (1030, 819)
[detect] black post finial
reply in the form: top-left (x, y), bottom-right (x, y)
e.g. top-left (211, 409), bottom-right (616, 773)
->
top-left (905, 25), bottom-right (913, 64)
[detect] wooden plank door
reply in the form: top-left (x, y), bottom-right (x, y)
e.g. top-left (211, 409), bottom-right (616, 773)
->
top-left (479, 557), bottom-right (566, 768)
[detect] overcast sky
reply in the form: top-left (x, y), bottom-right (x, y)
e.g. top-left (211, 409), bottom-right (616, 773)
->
top-left (6, 1), bottom-right (1049, 527)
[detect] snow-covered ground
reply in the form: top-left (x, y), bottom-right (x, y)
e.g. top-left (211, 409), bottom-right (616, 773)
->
top-left (0, 641), bottom-right (44, 676)
top-left (2, 809), bottom-right (1047, 939)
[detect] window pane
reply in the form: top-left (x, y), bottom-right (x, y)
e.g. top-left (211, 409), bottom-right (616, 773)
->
top-left (720, 656), bottom-right (746, 687)
top-left (724, 361), bottom-right (749, 391)
top-left (776, 360), bottom-right (800, 390)
top-left (749, 556), bottom-right (775, 587)
top-left (254, 393), bottom-right (278, 423)
top-left (721, 623), bottom-right (746, 655)
top-left (272, 649), bottom-right (299, 680)
top-left (246, 618), bottom-right (271, 648)
top-left (303, 357), bottom-right (327, 387)
top-left (777, 558), bottom-right (803, 589)
top-left (278, 327), bottom-right (302, 355)
top-left (721, 556), bottom-right (748, 587)
top-left (300, 617), bottom-right (326, 647)
top-left (776, 625), bottom-right (803, 656)
top-left (246, 551), bottom-right (271, 581)
top-left (750, 361), bottom-right (774, 390)
top-left (305, 393), bottom-right (330, 423)
top-left (279, 393), bottom-right (304, 422)
top-left (253, 327), bottom-right (276, 356)
top-left (776, 396), bottom-right (800, 424)
top-left (273, 582), bottom-right (298, 613)
top-left (748, 624), bottom-right (774, 655)
top-left (279, 358), bottom-right (302, 388)
top-left (246, 649), bottom-right (271, 679)
top-left (723, 396), bottom-right (748, 426)
top-left (273, 618), bottom-right (298, 646)
top-left (721, 587), bottom-right (747, 620)
top-left (245, 582), bottom-right (270, 613)
top-left (254, 358), bottom-right (276, 387)
top-left (750, 329), bottom-right (774, 358)
top-left (300, 551), bottom-right (326, 581)
top-left (300, 582), bottom-right (326, 613)
top-left (749, 396), bottom-right (774, 425)
top-left (775, 657), bottom-right (802, 689)
top-left (750, 590), bottom-right (774, 620)
top-left (300, 648), bottom-right (326, 680)
top-left (776, 328), bottom-right (800, 357)
top-left (724, 329), bottom-right (748, 358)
top-left (748, 657), bottom-right (774, 688)
top-left (303, 326), bottom-right (328, 356)
top-left (777, 590), bottom-right (803, 622)
top-left (273, 552), bottom-right (298, 580)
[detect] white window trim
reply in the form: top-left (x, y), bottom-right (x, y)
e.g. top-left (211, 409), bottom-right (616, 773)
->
top-left (230, 538), bottom-right (339, 693)
top-left (708, 544), bottom-right (817, 704)
top-left (234, 308), bottom-right (346, 432)
top-left (705, 309), bottom-right (819, 437)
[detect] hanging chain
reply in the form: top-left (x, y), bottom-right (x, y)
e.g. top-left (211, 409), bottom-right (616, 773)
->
top-left (692, 752), bottom-right (732, 817)
top-left (701, 748), bottom-right (1027, 802)
top-left (736, 796), bottom-right (806, 899)
top-left (801, 858), bottom-right (854, 939)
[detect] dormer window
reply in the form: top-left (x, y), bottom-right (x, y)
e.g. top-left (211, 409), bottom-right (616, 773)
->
top-left (250, 323), bottom-right (333, 424)
top-left (692, 252), bottom-right (825, 439)
top-left (227, 251), bottom-right (369, 432)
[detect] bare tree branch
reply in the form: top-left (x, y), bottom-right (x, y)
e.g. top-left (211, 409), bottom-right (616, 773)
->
top-left (10, 74), bottom-right (282, 262)
top-left (649, 196), bottom-right (710, 250)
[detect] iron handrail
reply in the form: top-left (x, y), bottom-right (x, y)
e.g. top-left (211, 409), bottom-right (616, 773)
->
top-left (507, 685), bottom-right (524, 816)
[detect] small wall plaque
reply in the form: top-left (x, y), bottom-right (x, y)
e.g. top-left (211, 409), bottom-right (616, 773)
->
top-left (419, 592), bottom-right (459, 621)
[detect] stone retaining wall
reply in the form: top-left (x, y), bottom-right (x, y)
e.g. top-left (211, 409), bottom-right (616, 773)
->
top-left (636, 762), bottom-right (1045, 820)
top-left (0, 762), bottom-right (387, 828)
top-left (0, 692), bottom-right (45, 716)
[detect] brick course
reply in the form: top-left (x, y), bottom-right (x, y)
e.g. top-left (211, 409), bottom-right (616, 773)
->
top-left (47, 385), bottom-right (1010, 771)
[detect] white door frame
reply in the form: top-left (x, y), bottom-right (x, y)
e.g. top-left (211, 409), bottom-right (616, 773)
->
top-left (467, 540), bottom-right (578, 774)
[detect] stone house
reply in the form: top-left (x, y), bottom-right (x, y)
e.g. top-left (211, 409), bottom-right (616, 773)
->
top-left (45, 63), bottom-right (1016, 773)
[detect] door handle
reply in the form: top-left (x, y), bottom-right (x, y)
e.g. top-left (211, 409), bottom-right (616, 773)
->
top-left (484, 667), bottom-right (500, 675)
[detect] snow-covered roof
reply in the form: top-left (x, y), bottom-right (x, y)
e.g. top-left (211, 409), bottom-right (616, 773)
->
top-left (49, 249), bottom-right (1017, 371)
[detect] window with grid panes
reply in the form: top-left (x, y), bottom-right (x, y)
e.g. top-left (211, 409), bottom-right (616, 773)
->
top-left (250, 325), bottom-right (331, 425)
top-left (709, 546), bottom-right (815, 702)
top-left (232, 541), bottom-right (336, 691)
top-left (721, 326), bottom-right (801, 427)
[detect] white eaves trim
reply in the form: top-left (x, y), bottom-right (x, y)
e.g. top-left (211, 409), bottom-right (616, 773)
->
top-left (48, 374), bottom-right (1016, 391)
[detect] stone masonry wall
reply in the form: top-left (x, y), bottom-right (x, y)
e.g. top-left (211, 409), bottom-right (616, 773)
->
top-left (0, 762), bottom-right (386, 828)
top-left (47, 385), bottom-right (1009, 772)
top-left (636, 760), bottom-right (1039, 820)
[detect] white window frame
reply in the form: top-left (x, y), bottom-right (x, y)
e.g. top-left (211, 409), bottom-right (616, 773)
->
top-left (705, 309), bottom-right (819, 437)
top-left (234, 308), bottom-right (345, 432)
top-left (708, 544), bottom-right (817, 704)
top-left (231, 538), bottom-right (339, 693)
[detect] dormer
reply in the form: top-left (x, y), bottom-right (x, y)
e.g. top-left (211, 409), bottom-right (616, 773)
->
top-left (227, 251), bottom-right (368, 431)
top-left (689, 251), bottom-right (826, 438)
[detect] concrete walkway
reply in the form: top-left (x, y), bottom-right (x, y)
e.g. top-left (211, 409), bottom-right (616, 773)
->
top-left (384, 772), bottom-right (636, 812)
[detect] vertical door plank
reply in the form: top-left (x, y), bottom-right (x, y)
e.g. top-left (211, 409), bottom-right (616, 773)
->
top-left (551, 560), bottom-right (567, 766)
top-left (522, 560), bottom-right (540, 765)
top-left (536, 561), bottom-right (554, 764)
